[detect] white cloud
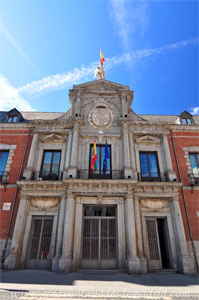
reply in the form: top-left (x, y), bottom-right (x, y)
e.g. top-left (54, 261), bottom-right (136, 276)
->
top-left (18, 37), bottom-right (198, 96)
top-left (0, 75), bottom-right (35, 111)
top-left (109, 0), bottom-right (149, 51)
top-left (0, 22), bottom-right (36, 71)
top-left (190, 107), bottom-right (199, 115)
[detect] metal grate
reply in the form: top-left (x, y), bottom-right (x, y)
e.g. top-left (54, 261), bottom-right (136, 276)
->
top-left (29, 217), bottom-right (53, 260)
top-left (146, 219), bottom-right (160, 260)
top-left (101, 219), bottom-right (116, 259)
top-left (82, 219), bottom-right (99, 259)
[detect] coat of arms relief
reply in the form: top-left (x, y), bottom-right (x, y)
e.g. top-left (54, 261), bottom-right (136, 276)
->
top-left (88, 98), bottom-right (114, 130)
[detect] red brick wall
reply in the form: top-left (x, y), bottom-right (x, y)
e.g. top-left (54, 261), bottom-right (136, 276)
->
top-left (0, 129), bottom-right (33, 240)
top-left (168, 131), bottom-right (199, 241)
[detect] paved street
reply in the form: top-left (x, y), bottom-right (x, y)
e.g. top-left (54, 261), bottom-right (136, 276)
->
top-left (0, 270), bottom-right (198, 300)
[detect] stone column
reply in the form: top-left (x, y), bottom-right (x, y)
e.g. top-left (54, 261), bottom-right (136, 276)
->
top-left (23, 133), bottom-right (38, 179)
top-left (129, 133), bottom-right (137, 179)
top-left (125, 195), bottom-right (140, 274)
top-left (172, 196), bottom-right (194, 274)
top-left (52, 195), bottom-right (66, 271)
top-left (59, 194), bottom-right (76, 272)
top-left (75, 90), bottom-right (81, 116)
top-left (134, 196), bottom-right (147, 273)
top-left (63, 131), bottom-right (73, 178)
top-left (68, 124), bottom-right (79, 178)
top-left (121, 92), bottom-right (127, 117)
top-left (122, 123), bottom-right (132, 178)
top-left (4, 195), bottom-right (28, 269)
top-left (162, 134), bottom-right (176, 181)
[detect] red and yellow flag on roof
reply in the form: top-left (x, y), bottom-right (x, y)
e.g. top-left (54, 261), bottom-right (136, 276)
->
top-left (90, 139), bottom-right (98, 174)
top-left (100, 49), bottom-right (105, 66)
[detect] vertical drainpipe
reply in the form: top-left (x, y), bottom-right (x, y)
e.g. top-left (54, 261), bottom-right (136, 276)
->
top-left (170, 129), bottom-right (199, 273)
top-left (1, 127), bottom-right (31, 265)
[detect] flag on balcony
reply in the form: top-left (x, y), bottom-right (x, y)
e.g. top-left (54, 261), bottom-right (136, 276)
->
top-left (103, 140), bottom-right (109, 175)
top-left (100, 49), bottom-right (105, 66)
top-left (90, 139), bottom-right (98, 174)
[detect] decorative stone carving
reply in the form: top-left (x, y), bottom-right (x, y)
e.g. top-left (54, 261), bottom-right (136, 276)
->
top-left (94, 66), bottom-right (106, 80)
top-left (31, 198), bottom-right (59, 210)
top-left (141, 199), bottom-right (169, 211)
top-left (88, 98), bottom-right (114, 130)
top-left (135, 135), bottom-right (160, 145)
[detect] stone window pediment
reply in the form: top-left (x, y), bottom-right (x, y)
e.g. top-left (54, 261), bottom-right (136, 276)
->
top-left (135, 135), bottom-right (160, 145)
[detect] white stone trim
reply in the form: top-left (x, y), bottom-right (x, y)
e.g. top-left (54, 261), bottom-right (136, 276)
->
top-left (182, 146), bottom-right (199, 175)
top-left (0, 144), bottom-right (16, 173)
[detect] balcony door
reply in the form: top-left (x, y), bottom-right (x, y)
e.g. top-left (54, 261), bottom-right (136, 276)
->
top-left (89, 145), bottom-right (111, 179)
top-left (40, 150), bottom-right (61, 180)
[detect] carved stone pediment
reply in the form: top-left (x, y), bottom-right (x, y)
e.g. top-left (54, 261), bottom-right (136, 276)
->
top-left (31, 198), bottom-right (59, 210)
top-left (135, 135), bottom-right (160, 145)
top-left (42, 133), bottom-right (66, 143)
top-left (141, 199), bottom-right (169, 211)
top-left (88, 98), bottom-right (114, 130)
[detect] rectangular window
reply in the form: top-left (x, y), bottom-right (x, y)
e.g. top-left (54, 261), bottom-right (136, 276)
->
top-left (0, 151), bottom-right (9, 175)
top-left (89, 144), bottom-right (111, 178)
top-left (139, 152), bottom-right (160, 181)
top-left (189, 153), bottom-right (199, 177)
top-left (40, 150), bottom-right (61, 180)
top-left (181, 118), bottom-right (192, 125)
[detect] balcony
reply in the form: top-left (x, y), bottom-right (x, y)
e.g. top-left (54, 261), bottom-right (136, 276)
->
top-left (0, 171), bottom-right (8, 184)
top-left (31, 171), bottom-right (63, 181)
top-left (77, 170), bottom-right (124, 180)
top-left (137, 172), bottom-right (170, 182)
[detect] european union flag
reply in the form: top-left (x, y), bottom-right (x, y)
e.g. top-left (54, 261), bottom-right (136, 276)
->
top-left (103, 140), bottom-right (109, 175)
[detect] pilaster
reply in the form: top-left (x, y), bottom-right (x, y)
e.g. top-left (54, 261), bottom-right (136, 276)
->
top-left (63, 131), bottom-right (73, 179)
top-left (162, 134), bottom-right (176, 181)
top-left (23, 133), bottom-right (38, 180)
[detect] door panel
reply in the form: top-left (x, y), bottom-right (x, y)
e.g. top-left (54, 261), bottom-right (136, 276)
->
top-left (26, 217), bottom-right (53, 269)
top-left (81, 216), bottom-right (117, 269)
top-left (146, 219), bottom-right (162, 270)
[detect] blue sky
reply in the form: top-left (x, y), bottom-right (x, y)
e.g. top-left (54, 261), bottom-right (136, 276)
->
top-left (0, 0), bottom-right (198, 115)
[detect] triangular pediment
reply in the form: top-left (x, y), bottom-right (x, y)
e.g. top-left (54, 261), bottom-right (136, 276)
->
top-left (42, 133), bottom-right (66, 143)
top-left (136, 135), bottom-right (160, 144)
top-left (73, 79), bottom-right (130, 91)
top-left (7, 108), bottom-right (21, 115)
top-left (179, 111), bottom-right (193, 118)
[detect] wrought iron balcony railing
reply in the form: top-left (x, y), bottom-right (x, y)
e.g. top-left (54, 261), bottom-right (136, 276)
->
top-left (77, 169), bottom-right (124, 180)
top-left (137, 172), bottom-right (170, 182)
top-left (32, 171), bottom-right (63, 181)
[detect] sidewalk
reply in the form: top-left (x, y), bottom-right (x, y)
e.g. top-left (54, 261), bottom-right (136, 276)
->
top-left (0, 269), bottom-right (199, 299)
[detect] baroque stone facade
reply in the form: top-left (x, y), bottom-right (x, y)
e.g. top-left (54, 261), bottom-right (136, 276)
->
top-left (1, 79), bottom-right (199, 274)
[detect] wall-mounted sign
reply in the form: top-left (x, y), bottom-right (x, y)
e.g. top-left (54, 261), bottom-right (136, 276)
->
top-left (2, 203), bottom-right (11, 211)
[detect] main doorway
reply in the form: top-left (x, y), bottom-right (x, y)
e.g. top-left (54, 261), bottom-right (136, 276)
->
top-left (146, 217), bottom-right (172, 270)
top-left (81, 205), bottom-right (117, 269)
top-left (26, 216), bottom-right (53, 269)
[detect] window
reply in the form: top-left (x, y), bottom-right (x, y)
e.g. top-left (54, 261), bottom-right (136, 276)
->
top-left (7, 116), bottom-right (18, 123)
top-left (0, 151), bottom-right (9, 175)
top-left (139, 152), bottom-right (160, 181)
top-left (89, 144), bottom-right (111, 178)
top-left (40, 150), bottom-right (61, 180)
top-left (189, 153), bottom-right (199, 177)
top-left (181, 118), bottom-right (192, 125)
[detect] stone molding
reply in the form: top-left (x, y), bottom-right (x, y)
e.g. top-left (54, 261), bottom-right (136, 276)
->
top-left (31, 198), bottom-right (59, 210)
top-left (135, 135), bottom-right (160, 145)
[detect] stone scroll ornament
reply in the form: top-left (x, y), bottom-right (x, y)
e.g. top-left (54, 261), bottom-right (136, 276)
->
top-left (141, 199), bottom-right (169, 211)
top-left (88, 98), bottom-right (114, 130)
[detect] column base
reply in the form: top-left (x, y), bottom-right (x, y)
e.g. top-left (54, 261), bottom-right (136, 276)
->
top-left (167, 170), bottom-right (177, 182)
top-left (124, 168), bottom-right (133, 179)
top-left (58, 256), bottom-right (72, 273)
top-left (4, 254), bottom-right (17, 270)
top-left (139, 256), bottom-right (147, 273)
top-left (127, 256), bottom-right (140, 274)
top-left (68, 168), bottom-right (77, 179)
top-left (23, 169), bottom-right (33, 180)
top-left (180, 256), bottom-right (195, 274)
top-left (52, 255), bottom-right (60, 272)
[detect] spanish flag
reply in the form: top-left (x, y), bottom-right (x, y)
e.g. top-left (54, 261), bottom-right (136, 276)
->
top-left (100, 49), bottom-right (105, 66)
top-left (90, 139), bottom-right (98, 174)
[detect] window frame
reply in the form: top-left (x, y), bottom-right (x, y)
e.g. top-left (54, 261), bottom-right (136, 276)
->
top-left (40, 150), bottom-right (61, 180)
top-left (180, 118), bottom-right (193, 125)
top-left (139, 151), bottom-right (161, 181)
top-left (89, 144), bottom-right (112, 179)
top-left (189, 153), bottom-right (199, 177)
